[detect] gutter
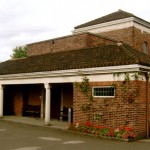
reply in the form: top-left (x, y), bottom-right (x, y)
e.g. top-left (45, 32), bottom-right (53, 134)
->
top-left (0, 64), bottom-right (142, 80)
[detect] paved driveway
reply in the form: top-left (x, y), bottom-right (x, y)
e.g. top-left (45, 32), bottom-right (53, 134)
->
top-left (0, 120), bottom-right (150, 150)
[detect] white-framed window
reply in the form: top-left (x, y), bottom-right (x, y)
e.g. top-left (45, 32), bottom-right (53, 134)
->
top-left (92, 86), bottom-right (115, 98)
top-left (143, 42), bottom-right (148, 54)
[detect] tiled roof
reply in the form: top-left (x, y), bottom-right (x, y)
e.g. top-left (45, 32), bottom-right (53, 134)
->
top-left (0, 43), bottom-right (150, 75)
top-left (74, 9), bottom-right (149, 29)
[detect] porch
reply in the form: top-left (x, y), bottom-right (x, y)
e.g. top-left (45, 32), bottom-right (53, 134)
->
top-left (1, 83), bottom-right (73, 126)
top-left (1, 116), bottom-right (68, 130)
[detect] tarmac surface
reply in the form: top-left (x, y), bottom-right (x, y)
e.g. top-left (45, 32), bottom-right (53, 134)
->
top-left (0, 117), bottom-right (150, 150)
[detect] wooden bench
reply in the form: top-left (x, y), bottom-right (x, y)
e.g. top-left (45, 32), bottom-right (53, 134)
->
top-left (22, 105), bottom-right (40, 117)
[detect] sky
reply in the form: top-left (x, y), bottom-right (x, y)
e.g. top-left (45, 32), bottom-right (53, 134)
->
top-left (0, 0), bottom-right (150, 61)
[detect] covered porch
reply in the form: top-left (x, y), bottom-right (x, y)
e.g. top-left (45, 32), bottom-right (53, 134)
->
top-left (0, 82), bottom-right (73, 126)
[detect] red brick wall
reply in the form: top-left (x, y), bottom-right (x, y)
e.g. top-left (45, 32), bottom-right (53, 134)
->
top-left (27, 33), bottom-right (115, 56)
top-left (99, 27), bottom-right (150, 55)
top-left (27, 34), bottom-right (87, 56)
top-left (27, 85), bottom-right (41, 106)
top-left (86, 34), bottom-right (115, 47)
top-left (133, 27), bottom-right (150, 54)
top-left (73, 80), bottom-right (148, 138)
top-left (98, 27), bottom-right (134, 46)
top-left (13, 85), bottom-right (42, 116)
top-left (27, 26), bottom-right (150, 56)
top-left (14, 89), bottom-right (23, 116)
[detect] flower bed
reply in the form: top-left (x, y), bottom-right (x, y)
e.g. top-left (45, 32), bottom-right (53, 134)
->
top-left (67, 122), bottom-right (136, 140)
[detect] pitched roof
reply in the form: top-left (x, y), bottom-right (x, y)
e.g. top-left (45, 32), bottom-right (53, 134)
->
top-left (74, 9), bottom-right (150, 29)
top-left (0, 43), bottom-right (150, 75)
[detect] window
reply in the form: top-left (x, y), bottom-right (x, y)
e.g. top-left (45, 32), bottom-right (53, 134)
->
top-left (143, 42), bottom-right (148, 54)
top-left (93, 86), bottom-right (115, 97)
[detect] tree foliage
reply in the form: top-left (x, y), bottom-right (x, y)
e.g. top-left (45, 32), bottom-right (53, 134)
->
top-left (11, 45), bottom-right (27, 59)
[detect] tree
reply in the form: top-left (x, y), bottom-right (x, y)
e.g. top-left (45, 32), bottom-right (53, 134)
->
top-left (11, 45), bottom-right (27, 59)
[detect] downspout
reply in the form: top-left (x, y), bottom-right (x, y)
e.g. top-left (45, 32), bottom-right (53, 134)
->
top-left (145, 72), bottom-right (149, 139)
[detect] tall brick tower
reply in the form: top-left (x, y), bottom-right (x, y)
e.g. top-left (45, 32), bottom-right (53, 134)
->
top-left (73, 9), bottom-right (150, 55)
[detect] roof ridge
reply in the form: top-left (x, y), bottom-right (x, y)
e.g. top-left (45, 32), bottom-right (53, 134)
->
top-left (74, 9), bottom-right (150, 29)
top-left (119, 9), bottom-right (150, 24)
top-left (117, 9), bottom-right (134, 16)
top-left (74, 10), bottom-right (134, 29)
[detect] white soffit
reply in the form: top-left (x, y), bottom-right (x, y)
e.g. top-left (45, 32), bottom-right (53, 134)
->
top-left (0, 64), bottom-right (148, 85)
top-left (0, 64), bottom-right (148, 80)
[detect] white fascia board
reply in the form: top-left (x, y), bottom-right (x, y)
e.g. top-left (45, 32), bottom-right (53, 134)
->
top-left (0, 64), bottom-right (147, 81)
top-left (133, 21), bottom-right (150, 34)
top-left (72, 17), bottom-right (150, 34)
top-left (72, 17), bottom-right (135, 34)
top-left (133, 17), bottom-right (150, 28)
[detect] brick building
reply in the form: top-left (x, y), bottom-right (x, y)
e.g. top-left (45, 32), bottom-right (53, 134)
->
top-left (0, 10), bottom-right (150, 138)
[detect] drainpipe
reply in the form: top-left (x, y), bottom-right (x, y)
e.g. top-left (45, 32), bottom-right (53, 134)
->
top-left (145, 72), bottom-right (149, 139)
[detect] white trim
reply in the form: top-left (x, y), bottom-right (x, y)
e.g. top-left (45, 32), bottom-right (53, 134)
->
top-left (73, 17), bottom-right (150, 34)
top-left (133, 22), bottom-right (150, 34)
top-left (92, 86), bottom-right (115, 98)
top-left (0, 64), bottom-right (148, 85)
top-left (44, 83), bottom-right (51, 125)
top-left (73, 18), bottom-right (134, 34)
top-left (0, 64), bottom-right (145, 80)
top-left (134, 17), bottom-right (150, 28)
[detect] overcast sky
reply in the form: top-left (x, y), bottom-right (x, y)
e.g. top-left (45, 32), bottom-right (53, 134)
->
top-left (0, 0), bottom-right (150, 61)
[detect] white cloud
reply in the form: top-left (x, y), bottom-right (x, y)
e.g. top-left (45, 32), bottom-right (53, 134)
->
top-left (0, 0), bottom-right (150, 61)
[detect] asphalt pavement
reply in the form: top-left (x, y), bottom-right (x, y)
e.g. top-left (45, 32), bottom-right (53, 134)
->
top-left (0, 120), bottom-right (150, 150)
